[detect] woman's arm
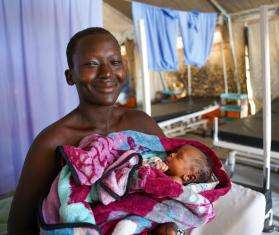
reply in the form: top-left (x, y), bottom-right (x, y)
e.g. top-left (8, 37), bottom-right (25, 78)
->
top-left (8, 131), bottom-right (60, 235)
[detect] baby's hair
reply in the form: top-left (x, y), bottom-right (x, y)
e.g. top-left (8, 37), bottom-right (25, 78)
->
top-left (181, 145), bottom-right (212, 184)
top-left (192, 157), bottom-right (212, 183)
top-left (66, 27), bottom-right (119, 68)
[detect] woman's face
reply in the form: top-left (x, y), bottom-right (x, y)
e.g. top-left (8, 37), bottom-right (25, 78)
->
top-left (70, 34), bottom-right (126, 106)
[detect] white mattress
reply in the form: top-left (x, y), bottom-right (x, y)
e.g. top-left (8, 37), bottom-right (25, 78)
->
top-left (189, 183), bottom-right (266, 235)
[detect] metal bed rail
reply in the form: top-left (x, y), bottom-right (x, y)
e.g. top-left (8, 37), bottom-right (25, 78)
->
top-left (158, 104), bottom-right (219, 137)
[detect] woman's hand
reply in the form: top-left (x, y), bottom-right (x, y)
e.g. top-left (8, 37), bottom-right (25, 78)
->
top-left (154, 160), bottom-right (169, 172)
top-left (151, 222), bottom-right (178, 235)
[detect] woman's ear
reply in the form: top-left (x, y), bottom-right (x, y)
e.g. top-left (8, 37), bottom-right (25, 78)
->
top-left (65, 69), bottom-right (75, 86)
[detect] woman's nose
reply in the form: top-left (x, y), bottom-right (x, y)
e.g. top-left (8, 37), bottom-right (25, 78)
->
top-left (99, 63), bottom-right (112, 79)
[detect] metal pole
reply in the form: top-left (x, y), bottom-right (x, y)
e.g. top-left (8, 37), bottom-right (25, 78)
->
top-left (187, 65), bottom-right (192, 96)
top-left (260, 6), bottom-right (271, 191)
top-left (137, 19), bottom-right (151, 116)
top-left (209, 0), bottom-right (241, 93)
top-left (230, 3), bottom-right (279, 17)
top-left (220, 30), bottom-right (228, 93)
top-left (228, 16), bottom-right (241, 93)
top-left (213, 117), bottom-right (219, 143)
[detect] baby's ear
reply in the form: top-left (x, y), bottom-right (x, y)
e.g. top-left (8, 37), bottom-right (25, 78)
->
top-left (182, 174), bottom-right (197, 184)
top-left (65, 69), bottom-right (75, 85)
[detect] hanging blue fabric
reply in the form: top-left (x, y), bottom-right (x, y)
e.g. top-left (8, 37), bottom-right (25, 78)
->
top-left (179, 11), bottom-right (217, 67)
top-left (132, 2), bottom-right (179, 71)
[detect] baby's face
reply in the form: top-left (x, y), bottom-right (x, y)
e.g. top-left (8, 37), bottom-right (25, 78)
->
top-left (164, 146), bottom-right (205, 180)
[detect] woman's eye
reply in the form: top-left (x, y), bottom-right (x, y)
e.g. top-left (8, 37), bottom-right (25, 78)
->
top-left (111, 60), bottom-right (122, 66)
top-left (84, 61), bottom-right (99, 67)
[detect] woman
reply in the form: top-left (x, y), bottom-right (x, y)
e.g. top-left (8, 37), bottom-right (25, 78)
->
top-left (8, 28), bottom-right (178, 235)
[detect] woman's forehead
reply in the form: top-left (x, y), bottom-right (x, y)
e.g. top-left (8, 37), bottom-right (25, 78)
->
top-left (75, 34), bottom-right (120, 57)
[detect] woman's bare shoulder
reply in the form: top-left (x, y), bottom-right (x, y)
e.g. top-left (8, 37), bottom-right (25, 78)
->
top-left (33, 110), bottom-right (80, 148)
top-left (123, 108), bottom-right (164, 136)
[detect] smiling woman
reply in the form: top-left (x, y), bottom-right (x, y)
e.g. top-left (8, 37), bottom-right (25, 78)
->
top-left (65, 29), bottom-right (126, 106)
top-left (7, 27), bottom-right (165, 235)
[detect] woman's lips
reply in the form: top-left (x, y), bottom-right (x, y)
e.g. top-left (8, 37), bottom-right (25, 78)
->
top-left (94, 83), bottom-right (117, 93)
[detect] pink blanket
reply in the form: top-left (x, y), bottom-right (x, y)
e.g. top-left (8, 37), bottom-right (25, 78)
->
top-left (39, 130), bottom-right (231, 235)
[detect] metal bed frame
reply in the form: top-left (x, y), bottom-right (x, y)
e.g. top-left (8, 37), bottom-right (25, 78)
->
top-left (158, 103), bottom-right (219, 138)
top-left (211, 5), bottom-right (278, 232)
top-left (213, 117), bottom-right (279, 232)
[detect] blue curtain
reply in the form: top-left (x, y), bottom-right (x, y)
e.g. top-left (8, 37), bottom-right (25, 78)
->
top-left (0, 0), bottom-right (102, 194)
top-left (132, 2), bottom-right (179, 71)
top-left (132, 2), bottom-right (217, 70)
top-left (179, 11), bottom-right (217, 67)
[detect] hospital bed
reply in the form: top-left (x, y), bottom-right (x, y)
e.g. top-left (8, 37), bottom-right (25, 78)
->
top-left (189, 183), bottom-right (266, 235)
top-left (214, 97), bottom-right (279, 171)
top-left (152, 97), bottom-right (219, 137)
top-left (213, 98), bottom-right (279, 233)
top-left (133, 4), bottom-right (275, 233)
top-left (150, 98), bottom-right (270, 234)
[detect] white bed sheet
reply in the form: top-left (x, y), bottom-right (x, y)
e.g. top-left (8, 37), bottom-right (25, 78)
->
top-left (188, 183), bottom-right (266, 235)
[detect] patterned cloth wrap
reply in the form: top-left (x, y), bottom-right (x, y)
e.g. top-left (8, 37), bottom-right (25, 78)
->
top-left (39, 130), bottom-right (231, 235)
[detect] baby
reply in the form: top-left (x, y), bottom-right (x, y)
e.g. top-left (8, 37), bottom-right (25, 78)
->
top-left (116, 145), bottom-right (214, 235)
top-left (143, 145), bottom-right (212, 185)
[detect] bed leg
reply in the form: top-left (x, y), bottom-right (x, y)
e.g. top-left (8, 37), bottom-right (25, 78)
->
top-left (225, 151), bottom-right (236, 177)
top-left (262, 190), bottom-right (279, 233)
top-left (263, 209), bottom-right (275, 233)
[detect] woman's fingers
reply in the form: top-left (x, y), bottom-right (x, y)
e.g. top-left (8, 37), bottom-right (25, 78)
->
top-left (154, 161), bottom-right (168, 172)
top-left (162, 163), bottom-right (169, 172)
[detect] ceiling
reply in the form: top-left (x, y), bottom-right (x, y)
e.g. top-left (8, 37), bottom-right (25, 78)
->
top-left (104, 0), bottom-right (279, 18)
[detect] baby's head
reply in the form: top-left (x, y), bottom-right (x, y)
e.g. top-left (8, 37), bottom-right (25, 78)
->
top-left (165, 145), bottom-right (212, 185)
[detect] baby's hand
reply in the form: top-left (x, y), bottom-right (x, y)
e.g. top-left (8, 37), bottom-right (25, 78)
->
top-left (154, 160), bottom-right (169, 172)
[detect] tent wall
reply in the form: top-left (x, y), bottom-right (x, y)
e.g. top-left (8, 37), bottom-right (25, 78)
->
top-left (103, 2), bottom-right (133, 44)
top-left (174, 21), bottom-right (247, 97)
